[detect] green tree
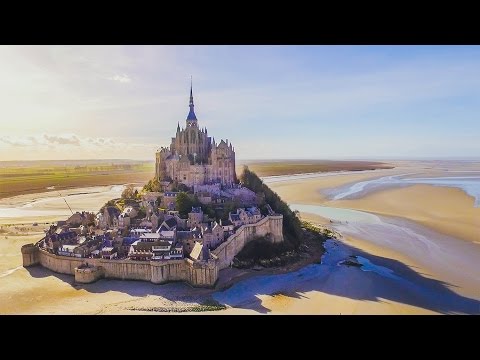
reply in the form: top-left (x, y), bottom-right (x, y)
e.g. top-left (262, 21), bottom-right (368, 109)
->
top-left (177, 183), bottom-right (190, 192)
top-left (175, 192), bottom-right (202, 217)
top-left (121, 184), bottom-right (136, 199)
top-left (240, 166), bottom-right (303, 248)
top-left (143, 178), bottom-right (161, 192)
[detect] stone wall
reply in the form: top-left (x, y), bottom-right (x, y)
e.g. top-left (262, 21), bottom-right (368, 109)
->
top-left (21, 215), bottom-right (282, 287)
top-left (22, 245), bottom-right (218, 288)
top-left (75, 266), bottom-right (105, 284)
top-left (21, 244), bottom-right (40, 267)
top-left (213, 215), bottom-right (284, 270)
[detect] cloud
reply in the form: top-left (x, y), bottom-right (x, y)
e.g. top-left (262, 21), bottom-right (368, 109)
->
top-left (85, 137), bottom-right (115, 146)
top-left (0, 133), bottom-right (158, 153)
top-left (0, 136), bottom-right (33, 147)
top-left (43, 134), bottom-right (80, 146)
top-left (108, 74), bottom-right (131, 83)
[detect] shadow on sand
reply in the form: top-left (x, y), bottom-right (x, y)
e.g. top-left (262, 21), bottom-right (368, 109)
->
top-left (25, 266), bottom-right (212, 303)
top-left (25, 240), bottom-right (480, 314)
top-left (212, 240), bottom-right (480, 314)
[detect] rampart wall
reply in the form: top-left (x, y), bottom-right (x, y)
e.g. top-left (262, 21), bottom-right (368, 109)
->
top-left (21, 215), bottom-right (282, 286)
top-left (213, 215), bottom-right (283, 269)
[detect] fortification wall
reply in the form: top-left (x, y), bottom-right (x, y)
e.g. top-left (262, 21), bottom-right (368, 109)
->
top-left (26, 247), bottom-right (218, 287)
top-left (22, 214), bottom-right (282, 286)
top-left (75, 266), bottom-right (105, 284)
top-left (21, 244), bottom-right (40, 267)
top-left (213, 215), bottom-right (284, 270)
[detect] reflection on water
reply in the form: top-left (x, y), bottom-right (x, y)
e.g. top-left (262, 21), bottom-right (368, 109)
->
top-left (356, 256), bottom-right (402, 281)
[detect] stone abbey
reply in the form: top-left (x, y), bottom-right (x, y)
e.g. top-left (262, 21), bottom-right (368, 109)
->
top-left (21, 81), bottom-right (284, 288)
top-left (155, 82), bottom-right (236, 187)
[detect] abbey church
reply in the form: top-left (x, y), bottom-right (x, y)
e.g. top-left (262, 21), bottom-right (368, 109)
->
top-left (155, 83), bottom-right (237, 187)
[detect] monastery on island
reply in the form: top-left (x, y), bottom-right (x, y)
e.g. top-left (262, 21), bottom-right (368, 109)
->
top-left (22, 82), bottom-right (284, 288)
top-left (155, 82), bottom-right (236, 187)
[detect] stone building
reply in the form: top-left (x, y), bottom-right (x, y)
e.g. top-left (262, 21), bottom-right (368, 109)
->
top-left (187, 207), bottom-right (204, 228)
top-left (97, 206), bottom-right (120, 229)
top-left (155, 82), bottom-right (236, 187)
top-left (229, 207), bottom-right (263, 228)
top-left (201, 221), bottom-right (224, 249)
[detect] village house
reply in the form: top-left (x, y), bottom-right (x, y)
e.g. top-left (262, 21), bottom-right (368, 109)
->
top-left (229, 207), bottom-right (263, 228)
top-left (66, 212), bottom-right (90, 227)
top-left (96, 206), bottom-right (120, 229)
top-left (161, 192), bottom-right (179, 209)
top-left (101, 246), bottom-right (118, 259)
top-left (118, 213), bottom-right (131, 228)
top-left (189, 241), bottom-right (210, 262)
top-left (201, 221), bottom-right (224, 249)
top-left (58, 244), bottom-right (77, 257)
top-left (188, 207), bottom-right (204, 228)
top-left (151, 240), bottom-right (172, 260)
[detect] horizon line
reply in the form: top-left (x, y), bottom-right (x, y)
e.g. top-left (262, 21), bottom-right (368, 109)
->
top-left (1, 157), bottom-right (480, 163)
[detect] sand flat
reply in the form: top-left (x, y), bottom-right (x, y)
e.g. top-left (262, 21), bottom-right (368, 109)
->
top-left (327, 184), bottom-right (480, 244)
top-left (269, 170), bottom-right (480, 245)
top-left (267, 168), bottom-right (405, 204)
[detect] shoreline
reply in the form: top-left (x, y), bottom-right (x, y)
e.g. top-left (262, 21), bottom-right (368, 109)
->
top-left (327, 184), bottom-right (480, 245)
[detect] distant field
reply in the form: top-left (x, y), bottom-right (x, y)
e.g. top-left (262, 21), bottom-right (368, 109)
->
top-left (0, 160), bottom-right (154, 200)
top-left (0, 159), bottom-right (393, 200)
top-left (236, 160), bottom-right (393, 177)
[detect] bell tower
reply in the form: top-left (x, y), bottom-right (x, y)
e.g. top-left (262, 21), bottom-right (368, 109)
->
top-left (186, 77), bottom-right (198, 127)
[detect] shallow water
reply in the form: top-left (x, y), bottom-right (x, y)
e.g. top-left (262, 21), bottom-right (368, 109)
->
top-left (0, 185), bottom-right (125, 219)
top-left (291, 203), bottom-right (381, 224)
top-left (355, 256), bottom-right (402, 281)
top-left (329, 174), bottom-right (480, 207)
top-left (291, 202), bottom-right (480, 295)
top-left (262, 169), bottom-right (380, 184)
top-left (213, 240), bottom-right (340, 307)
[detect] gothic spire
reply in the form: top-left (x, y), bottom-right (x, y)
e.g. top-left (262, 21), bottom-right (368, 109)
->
top-left (186, 76), bottom-right (197, 122)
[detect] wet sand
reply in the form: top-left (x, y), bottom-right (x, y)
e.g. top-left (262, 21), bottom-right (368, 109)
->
top-left (0, 185), bottom-right (126, 226)
top-left (327, 185), bottom-right (480, 245)
top-left (212, 238), bottom-right (479, 315)
top-left (268, 169), bottom-right (480, 245)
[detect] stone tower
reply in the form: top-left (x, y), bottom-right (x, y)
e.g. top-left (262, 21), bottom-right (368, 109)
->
top-left (155, 80), bottom-right (236, 187)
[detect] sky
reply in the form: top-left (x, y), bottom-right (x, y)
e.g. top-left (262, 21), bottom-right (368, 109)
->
top-left (0, 45), bottom-right (479, 161)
